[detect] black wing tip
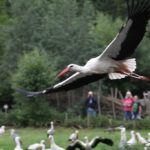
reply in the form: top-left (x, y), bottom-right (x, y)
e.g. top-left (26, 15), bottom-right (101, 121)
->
top-left (103, 138), bottom-right (114, 146)
top-left (127, 0), bottom-right (150, 18)
top-left (16, 88), bottom-right (41, 97)
top-left (16, 88), bottom-right (29, 96)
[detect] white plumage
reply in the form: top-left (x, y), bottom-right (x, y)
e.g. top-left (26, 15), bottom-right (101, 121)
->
top-left (0, 125), bottom-right (5, 136)
top-left (10, 129), bottom-right (19, 140)
top-left (14, 136), bottom-right (23, 150)
top-left (48, 135), bottom-right (65, 150)
top-left (10, 129), bottom-right (23, 150)
top-left (47, 121), bottom-right (55, 136)
top-left (127, 130), bottom-right (137, 146)
top-left (115, 126), bottom-right (127, 149)
top-left (68, 130), bottom-right (79, 143)
top-left (27, 140), bottom-right (45, 150)
top-left (136, 132), bottom-right (147, 145)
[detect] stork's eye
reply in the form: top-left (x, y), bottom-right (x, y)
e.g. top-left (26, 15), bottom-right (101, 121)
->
top-left (70, 65), bottom-right (73, 68)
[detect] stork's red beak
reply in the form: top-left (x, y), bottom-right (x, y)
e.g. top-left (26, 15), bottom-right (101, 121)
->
top-left (57, 67), bottom-right (70, 77)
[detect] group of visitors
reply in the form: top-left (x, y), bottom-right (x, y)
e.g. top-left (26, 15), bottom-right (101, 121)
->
top-left (85, 90), bottom-right (142, 120)
top-left (123, 90), bottom-right (142, 120)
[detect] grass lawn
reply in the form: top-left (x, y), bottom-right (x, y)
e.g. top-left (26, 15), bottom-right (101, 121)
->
top-left (0, 127), bottom-right (149, 150)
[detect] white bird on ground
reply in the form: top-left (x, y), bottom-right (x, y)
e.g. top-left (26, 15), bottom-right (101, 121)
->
top-left (66, 136), bottom-right (113, 150)
top-left (27, 140), bottom-right (45, 150)
top-left (144, 142), bottom-right (150, 150)
top-left (127, 130), bottom-right (137, 146)
top-left (16, 0), bottom-right (150, 97)
top-left (47, 121), bottom-right (55, 137)
top-left (48, 135), bottom-right (65, 150)
top-left (115, 126), bottom-right (127, 149)
top-left (14, 136), bottom-right (23, 150)
top-left (10, 129), bottom-right (23, 150)
top-left (136, 132), bottom-right (147, 145)
top-left (10, 129), bottom-right (19, 140)
top-left (0, 125), bottom-right (5, 136)
top-left (68, 130), bottom-right (79, 143)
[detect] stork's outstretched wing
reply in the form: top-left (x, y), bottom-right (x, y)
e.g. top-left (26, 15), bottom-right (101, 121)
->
top-left (90, 137), bottom-right (114, 148)
top-left (66, 139), bottom-right (86, 150)
top-left (16, 73), bottom-right (106, 96)
top-left (100, 0), bottom-right (150, 60)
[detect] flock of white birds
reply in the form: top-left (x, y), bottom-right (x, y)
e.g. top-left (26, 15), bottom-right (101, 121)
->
top-left (116, 126), bottom-right (150, 150)
top-left (0, 123), bottom-right (150, 150)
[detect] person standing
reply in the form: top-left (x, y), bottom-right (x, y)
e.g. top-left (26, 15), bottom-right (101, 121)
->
top-left (85, 91), bottom-right (97, 117)
top-left (123, 91), bottom-right (134, 120)
top-left (132, 95), bottom-right (142, 120)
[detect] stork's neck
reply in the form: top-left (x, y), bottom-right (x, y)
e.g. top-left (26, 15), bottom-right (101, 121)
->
top-left (16, 140), bottom-right (21, 147)
top-left (120, 130), bottom-right (127, 142)
top-left (131, 132), bottom-right (135, 139)
top-left (50, 137), bottom-right (56, 146)
top-left (51, 124), bottom-right (54, 129)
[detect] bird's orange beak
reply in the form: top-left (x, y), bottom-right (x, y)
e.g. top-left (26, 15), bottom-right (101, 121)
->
top-left (57, 67), bottom-right (70, 77)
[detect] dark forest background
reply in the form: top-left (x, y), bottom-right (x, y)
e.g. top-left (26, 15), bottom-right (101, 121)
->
top-left (0, 0), bottom-right (150, 126)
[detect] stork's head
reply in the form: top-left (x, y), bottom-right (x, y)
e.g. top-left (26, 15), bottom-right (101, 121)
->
top-left (84, 136), bottom-right (88, 143)
top-left (57, 64), bottom-right (79, 77)
top-left (10, 129), bottom-right (15, 135)
top-left (75, 130), bottom-right (79, 134)
top-left (40, 140), bottom-right (45, 144)
top-left (115, 125), bottom-right (125, 131)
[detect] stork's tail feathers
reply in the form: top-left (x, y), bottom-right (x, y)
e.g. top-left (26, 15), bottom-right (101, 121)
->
top-left (109, 58), bottom-right (150, 81)
top-left (109, 58), bottom-right (136, 80)
top-left (123, 58), bottom-right (136, 72)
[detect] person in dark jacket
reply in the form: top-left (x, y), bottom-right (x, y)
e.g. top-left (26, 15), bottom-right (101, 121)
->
top-left (85, 91), bottom-right (97, 117)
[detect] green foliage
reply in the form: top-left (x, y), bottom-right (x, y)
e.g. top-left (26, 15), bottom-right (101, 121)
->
top-left (0, 0), bottom-right (150, 123)
top-left (91, 0), bottom-right (127, 18)
top-left (0, 0), bottom-right (96, 104)
top-left (11, 49), bottom-right (57, 126)
top-left (91, 13), bottom-right (123, 49)
top-left (12, 49), bottom-right (56, 90)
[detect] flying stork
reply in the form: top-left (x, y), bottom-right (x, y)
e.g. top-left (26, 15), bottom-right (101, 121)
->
top-left (16, 0), bottom-right (150, 97)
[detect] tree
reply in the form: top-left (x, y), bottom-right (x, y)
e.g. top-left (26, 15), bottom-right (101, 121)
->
top-left (91, 0), bottom-right (126, 18)
top-left (0, 0), bottom-right (97, 104)
top-left (11, 49), bottom-right (56, 126)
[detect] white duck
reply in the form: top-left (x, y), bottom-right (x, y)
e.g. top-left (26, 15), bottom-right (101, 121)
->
top-left (0, 125), bottom-right (5, 136)
top-left (136, 132), bottom-right (147, 145)
top-left (115, 126), bottom-right (127, 149)
top-left (68, 130), bottom-right (79, 143)
top-left (10, 129), bottom-right (18, 140)
top-left (127, 130), bottom-right (137, 146)
top-left (14, 136), bottom-right (23, 150)
top-left (27, 140), bottom-right (45, 150)
top-left (47, 121), bottom-right (55, 136)
top-left (48, 135), bottom-right (65, 150)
